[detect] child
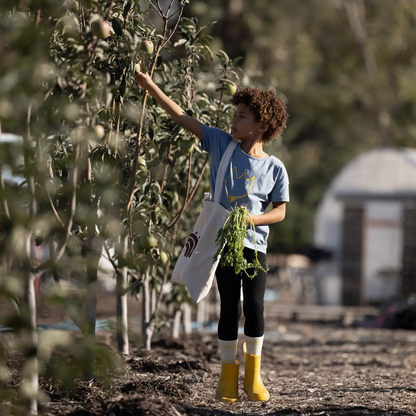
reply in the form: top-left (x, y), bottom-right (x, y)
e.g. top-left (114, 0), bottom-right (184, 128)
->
top-left (136, 71), bottom-right (289, 403)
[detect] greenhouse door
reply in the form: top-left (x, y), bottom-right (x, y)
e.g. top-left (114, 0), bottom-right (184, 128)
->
top-left (363, 202), bottom-right (402, 303)
top-left (341, 203), bottom-right (364, 305)
top-left (402, 203), bottom-right (416, 296)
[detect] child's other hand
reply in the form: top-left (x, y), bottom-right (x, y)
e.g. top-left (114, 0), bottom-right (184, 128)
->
top-left (246, 212), bottom-right (256, 226)
top-left (135, 70), bottom-right (153, 90)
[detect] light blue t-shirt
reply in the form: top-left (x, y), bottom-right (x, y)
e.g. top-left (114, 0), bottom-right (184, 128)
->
top-left (202, 124), bottom-right (290, 254)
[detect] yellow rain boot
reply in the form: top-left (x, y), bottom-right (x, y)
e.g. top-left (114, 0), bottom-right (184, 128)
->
top-left (215, 361), bottom-right (239, 403)
top-left (243, 342), bottom-right (270, 402)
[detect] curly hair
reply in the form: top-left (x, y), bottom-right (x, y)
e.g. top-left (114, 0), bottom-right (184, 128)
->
top-left (231, 87), bottom-right (288, 144)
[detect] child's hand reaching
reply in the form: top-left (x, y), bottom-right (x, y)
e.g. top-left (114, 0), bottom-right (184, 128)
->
top-left (132, 64), bottom-right (202, 139)
top-left (135, 70), bottom-right (153, 90)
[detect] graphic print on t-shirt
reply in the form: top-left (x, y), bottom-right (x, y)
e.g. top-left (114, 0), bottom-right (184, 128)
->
top-left (225, 167), bottom-right (256, 203)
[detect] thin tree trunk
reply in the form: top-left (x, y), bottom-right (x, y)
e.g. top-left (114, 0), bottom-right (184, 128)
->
top-left (22, 105), bottom-right (38, 415)
top-left (116, 236), bottom-right (129, 354)
top-left (151, 287), bottom-right (156, 315)
top-left (83, 242), bottom-right (100, 381)
top-left (141, 278), bottom-right (154, 351)
top-left (196, 299), bottom-right (206, 330)
top-left (23, 243), bottom-right (38, 415)
top-left (172, 308), bottom-right (182, 339)
top-left (182, 302), bottom-right (192, 335)
top-left (83, 145), bottom-right (100, 382)
top-left (172, 303), bottom-right (192, 339)
top-left (0, 122), bottom-right (10, 219)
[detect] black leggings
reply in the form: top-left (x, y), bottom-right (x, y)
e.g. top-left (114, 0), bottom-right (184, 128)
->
top-left (216, 247), bottom-right (267, 340)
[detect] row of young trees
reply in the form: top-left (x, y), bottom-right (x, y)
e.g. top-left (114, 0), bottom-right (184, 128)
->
top-left (0, 0), bottom-right (250, 414)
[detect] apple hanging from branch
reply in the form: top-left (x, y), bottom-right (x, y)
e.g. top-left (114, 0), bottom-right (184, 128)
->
top-left (91, 20), bottom-right (111, 39)
top-left (140, 40), bottom-right (154, 55)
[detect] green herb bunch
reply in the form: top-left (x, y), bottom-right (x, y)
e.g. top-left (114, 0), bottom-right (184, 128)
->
top-left (214, 206), bottom-right (268, 279)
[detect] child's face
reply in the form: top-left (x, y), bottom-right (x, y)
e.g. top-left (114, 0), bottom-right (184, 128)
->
top-left (231, 104), bottom-right (262, 142)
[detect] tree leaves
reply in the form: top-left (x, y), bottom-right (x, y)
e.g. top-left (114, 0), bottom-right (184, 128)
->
top-left (0, 0), bottom-right (247, 346)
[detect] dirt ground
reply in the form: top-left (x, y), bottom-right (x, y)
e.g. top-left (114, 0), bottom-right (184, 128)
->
top-left (2, 289), bottom-right (416, 416)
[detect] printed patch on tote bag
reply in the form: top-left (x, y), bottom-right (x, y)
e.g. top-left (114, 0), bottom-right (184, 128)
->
top-left (184, 231), bottom-right (200, 258)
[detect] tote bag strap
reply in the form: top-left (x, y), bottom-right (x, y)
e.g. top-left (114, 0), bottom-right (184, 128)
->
top-left (213, 139), bottom-right (238, 203)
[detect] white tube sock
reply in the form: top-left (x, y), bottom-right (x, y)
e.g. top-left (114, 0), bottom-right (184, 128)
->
top-left (245, 335), bottom-right (264, 356)
top-left (218, 339), bottom-right (238, 364)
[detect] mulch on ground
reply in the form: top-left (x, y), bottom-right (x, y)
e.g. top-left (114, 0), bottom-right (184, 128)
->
top-left (3, 320), bottom-right (416, 416)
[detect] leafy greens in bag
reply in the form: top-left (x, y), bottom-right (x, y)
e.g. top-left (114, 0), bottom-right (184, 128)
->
top-left (214, 206), bottom-right (268, 278)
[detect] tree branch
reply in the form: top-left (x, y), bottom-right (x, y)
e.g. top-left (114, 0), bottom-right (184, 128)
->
top-left (150, 221), bottom-right (178, 323)
top-left (158, 143), bottom-right (172, 199)
top-left (45, 184), bottom-right (65, 228)
top-left (148, 0), bottom-right (164, 18)
top-left (126, 3), bottom-right (186, 245)
top-left (165, 154), bottom-right (208, 230)
top-left (35, 144), bottom-right (81, 272)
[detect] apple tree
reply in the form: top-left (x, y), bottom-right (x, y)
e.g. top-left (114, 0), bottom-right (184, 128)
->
top-left (0, 0), bottom-right (245, 412)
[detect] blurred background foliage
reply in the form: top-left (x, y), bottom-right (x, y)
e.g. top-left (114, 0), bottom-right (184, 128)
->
top-left (185, 0), bottom-right (416, 253)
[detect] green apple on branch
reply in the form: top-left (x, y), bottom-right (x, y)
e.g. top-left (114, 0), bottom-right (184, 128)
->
top-left (140, 40), bottom-right (154, 55)
top-left (91, 20), bottom-right (111, 39)
top-left (140, 235), bottom-right (157, 250)
top-left (223, 82), bottom-right (237, 96)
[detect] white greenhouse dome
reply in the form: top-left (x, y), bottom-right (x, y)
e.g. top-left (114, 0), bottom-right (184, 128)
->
top-left (313, 147), bottom-right (416, 306)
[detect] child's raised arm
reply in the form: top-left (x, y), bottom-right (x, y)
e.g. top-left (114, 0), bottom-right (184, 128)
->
top-left (135, 71), bottom-right (202, 140)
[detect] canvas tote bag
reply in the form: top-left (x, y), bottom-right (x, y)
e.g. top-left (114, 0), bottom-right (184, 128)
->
top-left (171, 139), bottom-right (238, 303)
